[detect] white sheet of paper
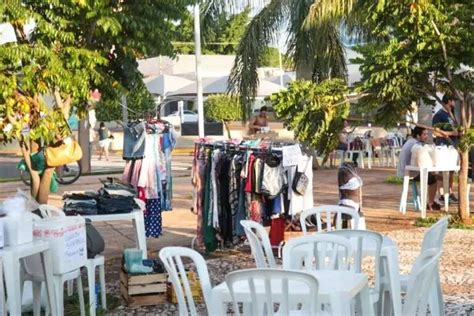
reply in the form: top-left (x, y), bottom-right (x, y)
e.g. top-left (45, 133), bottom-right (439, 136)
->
top-left (282, 145), bottom-right (302, 167)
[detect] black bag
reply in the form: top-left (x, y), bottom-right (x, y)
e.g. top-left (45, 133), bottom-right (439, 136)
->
top-left (86, 218), bottom-right (105, 259)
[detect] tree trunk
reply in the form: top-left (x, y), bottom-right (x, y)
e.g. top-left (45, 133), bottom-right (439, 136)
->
top-left (296, 62), bottom-right (313, 80)
top-left (36, 167), bottom-right (54, 204)
top-left (20, 140), bottom-right (41, 199)
top-left (224, 121), bottom-right (231, 139)
top-left (458, 150), bottom-right (472, 224)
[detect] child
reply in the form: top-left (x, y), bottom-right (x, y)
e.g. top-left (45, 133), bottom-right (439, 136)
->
top-left (338, 162), bottom-right (365, 228)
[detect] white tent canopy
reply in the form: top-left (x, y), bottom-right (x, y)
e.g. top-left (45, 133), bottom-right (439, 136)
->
top-left (167, 75), bottom-right (284, 97)
top-left (144, 74), bottom-right (194, 97)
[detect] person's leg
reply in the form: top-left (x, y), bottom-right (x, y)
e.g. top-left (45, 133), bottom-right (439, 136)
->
top-left (104, 143), bottom-right (109, 161)
top-left (98, 145), bottom-right (103, 160)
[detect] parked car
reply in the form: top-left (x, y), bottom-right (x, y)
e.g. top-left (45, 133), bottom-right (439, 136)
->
top-left (161, 110), bottom-right (199, 128)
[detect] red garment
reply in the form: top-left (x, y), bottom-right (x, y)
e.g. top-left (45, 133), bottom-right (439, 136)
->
top-left (137, 187), bottom-right (146, 202)
top-left (269, 217), bottom-right (285, 247)
top-left (244, 154), bottom-right (256, 193)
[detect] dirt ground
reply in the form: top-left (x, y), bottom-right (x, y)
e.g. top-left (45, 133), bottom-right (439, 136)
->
top-left (2, 155), bottom-right (473, 314)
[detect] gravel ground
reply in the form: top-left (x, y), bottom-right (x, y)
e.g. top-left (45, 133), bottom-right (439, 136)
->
top-left (104, 227), bottom-right (474, 315)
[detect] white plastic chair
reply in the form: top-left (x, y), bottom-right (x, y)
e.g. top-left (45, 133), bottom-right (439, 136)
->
top-left (282, 234), bottom-right (352, 271)
top-left (400, 217), bottom-right (448, 316)
top-left (84, 255), bottom-right (106, 316)
top-left (300, 205), bottom-right (361, 233)
top-left (326, 230), bottom-right (384, 312)
top-left (225, 268), bottom-right (319, 316)
top-left (403, 248), bottom-right (443, 315)
top-left (159, 247), bottom-right (212, 316)
top-left (240, 220), bottom-right (277, 269)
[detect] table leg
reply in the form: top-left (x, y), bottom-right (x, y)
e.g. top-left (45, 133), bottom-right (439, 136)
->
top-left (132, 211), bottom-right (148, 259)
top-left (3, 254), bottom-right (21, 316)
top-left (420, 168), bottom-right (428, 218)
top-left (400, 173), bottom-right (410, 214)
top-left (442, 171), bottom-right (450, 212)
top-left (40, 249), bottom-right (57, 316)
top-left (86, 264), bottom-right (97, 316)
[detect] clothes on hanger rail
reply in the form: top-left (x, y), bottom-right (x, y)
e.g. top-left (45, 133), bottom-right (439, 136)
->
top-left (191, 139), bottom-right (313, 253)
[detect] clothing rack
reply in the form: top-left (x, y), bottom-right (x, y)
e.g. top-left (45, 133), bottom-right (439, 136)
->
top-left (191, 139), bottom-right (313, 253)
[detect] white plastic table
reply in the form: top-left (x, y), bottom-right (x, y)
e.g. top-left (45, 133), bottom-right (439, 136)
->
top-left (83, 210), bottom-right (147, 258)
top-left (0, 240), bottom-right (56, 316)
top-left (400, 165), bottom-right (460, 218)
top-left (210, 270), bottom-right (374, 315)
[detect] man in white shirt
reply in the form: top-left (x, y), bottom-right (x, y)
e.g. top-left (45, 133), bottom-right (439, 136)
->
top-left (398, 126), bottom-right (440, 211)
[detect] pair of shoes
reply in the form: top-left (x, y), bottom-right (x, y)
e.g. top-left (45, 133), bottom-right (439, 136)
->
top-left (429, 201), bottom-right (442, 211)
top-left (438, 194), bottom-right (459, 205)
top-left (449, 193), bottom-right (458, 203)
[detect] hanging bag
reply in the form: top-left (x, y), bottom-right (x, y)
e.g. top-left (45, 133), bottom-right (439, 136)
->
top-left (292, 156), bottom-right (311, 196)
top-left (45, 137), bottom-right (83, 167)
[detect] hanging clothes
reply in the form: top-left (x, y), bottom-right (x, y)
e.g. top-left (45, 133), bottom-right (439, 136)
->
top-left (145, 197), bottom-right (162, 237)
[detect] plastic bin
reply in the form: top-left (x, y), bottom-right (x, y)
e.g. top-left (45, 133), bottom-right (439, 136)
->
top-left (31, 216), bottom-right (87, 274)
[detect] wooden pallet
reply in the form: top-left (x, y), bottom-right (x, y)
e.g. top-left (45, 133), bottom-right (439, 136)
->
top-left (120, 269), bottom-right (167, 306)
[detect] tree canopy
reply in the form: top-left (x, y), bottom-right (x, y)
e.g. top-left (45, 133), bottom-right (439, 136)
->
top-left (353, 0), bottom-right (473, 223)
top-left (0, 0), bottom-right (192, 202)
top-left (268, 79), bottom-right (350, 161)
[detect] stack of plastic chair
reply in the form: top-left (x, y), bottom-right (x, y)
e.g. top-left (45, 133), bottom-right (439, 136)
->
top-left (399, 217), bottom-right (448, 316)
top-left (159, 247), bottom-right (213, 316)
top-left (402, 248), bottom-right (443, 315)
top-left (240, 220), bottom-right (278, 269)
top-left (327, 230), bottom-right (384, 313)
top-left (225, 269), bottom-right (320, 315)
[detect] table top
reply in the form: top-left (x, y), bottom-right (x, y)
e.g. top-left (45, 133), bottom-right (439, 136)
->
top-left (81, 209), bottom-right (143, 222)
top-left (212, 270), bottom-right (368, 299)
top-left (0, 240), bottom-right (49, 258)
top-left (406, 165), bottom-right (460, 172)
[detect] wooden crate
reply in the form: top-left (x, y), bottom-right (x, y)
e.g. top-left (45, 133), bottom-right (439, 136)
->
top-left (167, 271), bottom-right (203, 304)
top-left (120, 269), bottom-right (167, 306)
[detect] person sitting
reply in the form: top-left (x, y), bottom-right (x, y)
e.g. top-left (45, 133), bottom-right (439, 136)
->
top-left (333, 119), bottom-right (359, 167)
top-left (397, 126), bottom-right (441, 211)
top-left (248, 106), bottom-right (269, 134)
top-left (338, 162), bottom-right (364, 228)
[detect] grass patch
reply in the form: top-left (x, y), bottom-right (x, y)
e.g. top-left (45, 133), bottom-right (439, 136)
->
top-left (386, 175), bottom-right (403, 185)
top-left (415, 215), bottom-right (474, 230)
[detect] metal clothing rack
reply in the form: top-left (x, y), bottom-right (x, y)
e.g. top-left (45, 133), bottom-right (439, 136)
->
top-left (190, 139), bottom-right (306, 250)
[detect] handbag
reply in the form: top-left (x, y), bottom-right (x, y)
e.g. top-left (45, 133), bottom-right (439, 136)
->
top-left (292, 157), bottom-right (311, 196)
top-left (45, 137), bottom-right (83, 167)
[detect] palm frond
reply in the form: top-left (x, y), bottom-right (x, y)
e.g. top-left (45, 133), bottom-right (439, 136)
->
top-left (227, 0), bottom-right (289, 120)
top-left (303, 0), bottom-right (355, 29)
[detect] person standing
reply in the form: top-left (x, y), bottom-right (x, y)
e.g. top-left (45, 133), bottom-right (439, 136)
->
top-left (432, 94), bottom-right (459, 203)
top-left (248, 106), bottom-right (269, 134)
top-left (97, 122), bottom-right (110, 161)
top-left (398, 127), bottom-right (440, 211)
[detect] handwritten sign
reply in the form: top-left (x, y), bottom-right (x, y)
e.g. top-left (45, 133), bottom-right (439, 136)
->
top-left (281, 145), bottom-right (302, 167)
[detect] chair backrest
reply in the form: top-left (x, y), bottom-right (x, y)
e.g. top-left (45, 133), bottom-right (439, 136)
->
top-left (421, 216), bottom-right (449, 252)
top-left (404, 248), bottom-right (442, 315)
top-left (300, 205), bottom-right (360, 233)
top-left (326, 230), bottom-right (383, 297)
top-left (225, 268), bottom-right (319, 316)
top-left (282, 234), bottom-right (352, 271)
top-left (240, 220), bottom-right (277, 268)
top-left (159, 247), bottom-right (212, 316)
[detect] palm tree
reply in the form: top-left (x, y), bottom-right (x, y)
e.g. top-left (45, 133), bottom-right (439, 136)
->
top-left (226, 0), bottom-right (356, 119)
